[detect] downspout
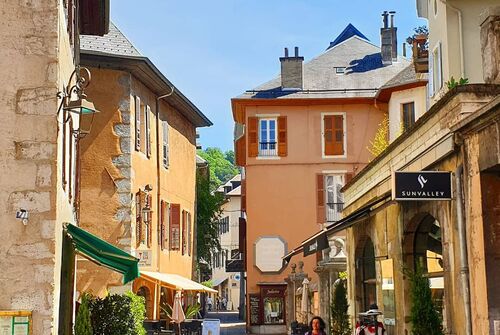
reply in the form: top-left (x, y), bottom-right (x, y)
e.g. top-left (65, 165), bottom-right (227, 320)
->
top-left (440, 0), bottom-right (465, 77)
top-left (455, 164), bottom-right (472, 335)
top-left (155, 87), bottom-right (174, 320)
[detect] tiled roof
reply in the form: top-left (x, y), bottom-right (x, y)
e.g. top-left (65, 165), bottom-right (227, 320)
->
top-left (237, 36), bottom-right (409, 100)
top-left (381, 63), bottom-right (419, 88)
top-left (80, 22), bottom-right (141, 57)
top-left (327, 23), bottom-right (370, 50)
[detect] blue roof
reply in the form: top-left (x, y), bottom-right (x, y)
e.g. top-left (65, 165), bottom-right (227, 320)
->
top-left (327, 23), bottom-right (370, 50)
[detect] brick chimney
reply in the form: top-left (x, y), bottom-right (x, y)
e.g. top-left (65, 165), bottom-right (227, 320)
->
top-left (380, 11), bottom-right (398, 65)
top-left (280, 47), bottom-right (304, 90)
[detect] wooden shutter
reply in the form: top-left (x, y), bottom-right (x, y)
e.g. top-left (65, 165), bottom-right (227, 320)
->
top-left (146, 105), bottom-right (151, 158)
top-left (324, 115), bottom-right (334, 156)
top-left (162, 120), bottom-right (169, 168)
top-left (135, 192), bottom-right (142, 247)
top-left (345, 173), bottom-right (354, 184)
top-left (135, 96), bottom-right (141, 151)
top-left (278, 116), bottom-right (287, 157)
top-left (247, 117), bottom-right (258, 157)
top-left (235, 135), bottom-right (246, 166)
top-left (333, 115), bottom-right (344, 155)
top-left (187, 213), bottom-right (192, 256)
top-left (241, 179), bottom-right (246, 212)
top-left (160, 200), bottom-right (165, 249)
top-left (316, 174), bottom-right (326, 223)
top-left (144, 193), bottom-right (151, 247)
top-left (182, 210), bottom-right (187, 255)
top-left (170, 204), bottom-right (180, 250)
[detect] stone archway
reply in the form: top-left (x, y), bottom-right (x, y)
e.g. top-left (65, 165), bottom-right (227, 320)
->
top-left (137, 285), bottom-right (154, 320)
top-left (354, 235), bottom-right (377, 312)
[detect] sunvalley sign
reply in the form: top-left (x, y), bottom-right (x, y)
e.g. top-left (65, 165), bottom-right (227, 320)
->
top-left (393, 171), bottom-right (452, 201)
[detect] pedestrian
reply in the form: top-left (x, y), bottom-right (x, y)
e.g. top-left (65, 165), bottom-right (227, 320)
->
top-left (306, 316), bottom-right (327, 335)
top-left (206, 296), bottom-right (213, 311)
top-left (222, 296), bottom-right (227, 310)
top-left (216, 297), bottom-right (220, 311)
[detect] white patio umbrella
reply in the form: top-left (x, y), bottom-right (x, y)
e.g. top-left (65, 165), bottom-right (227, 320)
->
top-left (300, 278), bottom-right (310, 323)
top-left (172, 290), bottom-right (185, 334)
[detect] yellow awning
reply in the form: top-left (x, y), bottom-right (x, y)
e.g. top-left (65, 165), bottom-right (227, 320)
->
top-left (140, 271), bottom-right (217, 293)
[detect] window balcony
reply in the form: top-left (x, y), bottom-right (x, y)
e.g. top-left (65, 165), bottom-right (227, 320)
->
top-left (326, 202), bottom-right (344, 223)
top-left (259, 141), bottom-right (277, 157)
top-left (412, 34), bottom-right (429, 73)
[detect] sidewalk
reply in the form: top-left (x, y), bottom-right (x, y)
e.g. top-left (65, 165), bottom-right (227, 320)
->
top-left (205, 311), bottom-right (245, 335)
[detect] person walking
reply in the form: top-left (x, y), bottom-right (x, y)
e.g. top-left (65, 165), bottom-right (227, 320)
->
top-left (206, 296), bottom-right (213, 311)
top-left (305, 316), bottom-right (327, 335)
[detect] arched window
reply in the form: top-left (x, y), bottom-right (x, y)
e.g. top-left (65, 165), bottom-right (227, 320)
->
top-left (361, 238), bottom-right (377, 311)
top-left (414, 215), bottom-right (444, 316)
top-left (137, 286), bottom-right (153, 319)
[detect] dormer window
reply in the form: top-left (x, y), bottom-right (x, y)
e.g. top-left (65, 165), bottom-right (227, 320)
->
top-left (335, 67), bottom-right (346, 75)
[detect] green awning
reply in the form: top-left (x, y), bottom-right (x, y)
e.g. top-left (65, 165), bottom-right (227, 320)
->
top-left (65, 224), bottom-right (139, 284)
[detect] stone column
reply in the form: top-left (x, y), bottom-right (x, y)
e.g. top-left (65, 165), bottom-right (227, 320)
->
top-left (480, 6), bottom-right (500, 84)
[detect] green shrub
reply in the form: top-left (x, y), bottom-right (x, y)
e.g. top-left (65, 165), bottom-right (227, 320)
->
top-left (406, 265), bottom-right (444, 335)
top-left (330, 277), bottom-right (351, 335)
top-left (75, 293), bottom-right (93, 335)
top-left (126, 291), bottom-right (147, 335)
top-left (89, 294), bottom-right (137, 335)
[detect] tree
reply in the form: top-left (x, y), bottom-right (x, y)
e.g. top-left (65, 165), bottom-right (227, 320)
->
top-left (367, 114), bottom-right (389, 158)
top-left (406, 265), bottom-right (444, 335)
top-left (330, 274), bottom-right (351, 335)
top-left (197, 148), bottom-right (239, 190)
top-left (196, 172), bottom-right (225, 264)
top-left (75, 293), bottom-right (93, 335)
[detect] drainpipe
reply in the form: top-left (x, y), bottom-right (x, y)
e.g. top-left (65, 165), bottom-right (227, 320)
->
top-left (455, 165), bottom-right (472, 335)
top-left (440, 0), bottom-right (465, 77)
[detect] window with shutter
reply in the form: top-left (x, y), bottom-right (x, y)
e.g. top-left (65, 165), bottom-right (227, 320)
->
top-left (182, 210), bottom-right (187, 255)
top-left (323, 114), bottom-right (345, 156)
top-left (146, 105), bottom-right (151, 158)
top-left (325, 174), bottom-right (344, 223)
top-left (135, 191), bottom-right (142, 247)
top-left (258, 118), bottom-right (277, 156)
top-left (170, 204), bottom-right (181, 250)
top-left (187, 212), bottom-right (192, 256)
top-left (247, 117), bottom-right (258, 157)
top-left (160, 200), bottom-right (164, 248)
top-left (162, 120), bottom-right (169, 168)
top-left (278, 116), bottom-right (287, 157)
top-left (316, 174), bottom-right (326, 223)
top-left (135, 96), bottom-right (141, 151)
top-left (402, 102), bottom-right (415, 131)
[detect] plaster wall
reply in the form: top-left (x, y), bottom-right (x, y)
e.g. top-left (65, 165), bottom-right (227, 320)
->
top-left (388, 86), bottom-right (427, 142)
top-left (0, 1), bottom-right (78, 334)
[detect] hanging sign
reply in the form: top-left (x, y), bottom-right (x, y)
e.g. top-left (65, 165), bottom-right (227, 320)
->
top-left (303, 233), bottom-right (329, 257)
top-left (392, 171), bottom-right (452, 201)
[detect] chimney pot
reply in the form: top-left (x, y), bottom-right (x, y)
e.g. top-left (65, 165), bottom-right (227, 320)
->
top-left (382, 11), bottom-right (388, 28)
top-left (294, 46), bottom-right (299, 57)
top-left (389, 11), bottom-right (396, 28)
top-left (284, 47), bottom-right (289, 57)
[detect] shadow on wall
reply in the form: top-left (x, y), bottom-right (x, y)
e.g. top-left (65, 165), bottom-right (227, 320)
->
top-left (346, 53), bottom-right (384, 74)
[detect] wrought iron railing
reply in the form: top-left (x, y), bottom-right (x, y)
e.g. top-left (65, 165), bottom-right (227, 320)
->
top-left (326, 202), bottom-right (344, 222)
top-left (259, 141), bottom-right (277, 156)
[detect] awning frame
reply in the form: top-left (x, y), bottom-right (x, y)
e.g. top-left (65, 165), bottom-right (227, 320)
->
top-left (140, 271), bottom-right (218, 293)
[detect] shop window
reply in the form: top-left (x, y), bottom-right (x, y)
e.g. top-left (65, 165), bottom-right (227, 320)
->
top-left (261, 287), bottom-right (286, 325)
top-left (361, 238), bottom-right (377, 311)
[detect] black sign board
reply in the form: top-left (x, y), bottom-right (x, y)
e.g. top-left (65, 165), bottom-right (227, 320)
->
top-left (225, 259), bottom-right (244, 272)
top-left (393, 171), bottom-right (452, 201)
top-left (249, 294), bottom-right (262, 325)
top-left (303, 233), bottom-right (329, 257)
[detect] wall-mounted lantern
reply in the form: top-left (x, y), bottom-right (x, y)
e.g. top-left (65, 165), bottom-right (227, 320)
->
top-left (57, 66), bottom-right (100, 137)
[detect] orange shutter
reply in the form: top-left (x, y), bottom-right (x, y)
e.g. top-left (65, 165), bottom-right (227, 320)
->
top-left (333, 115), bottom-right (344, 155)
top-left (182, 210), bottom-right (187, 255)
top-left (345, 173), bottom-right (353, 184)
top-left (324, 115), bottom-right (334, 156)
top-left (278, 116), bottom-right (287, 157)
top-left (145, 194), bottom-right (152, 247)
top-left (170, 204), bottom-right (180, 250)
top-left (235, 136), bottom-right (246, 166)
top-left (160, 200), bottom-right (165, 249)
top-left (316, 174), bottom-right (325, 223)
top-left (241, 179), bottom-right (246, 212)
top-left (247, 117), bottom-right (258, 157)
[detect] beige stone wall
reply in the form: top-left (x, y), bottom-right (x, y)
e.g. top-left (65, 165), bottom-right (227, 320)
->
top-left (0, 1), bottom-right (78, 334)
top-left (388, 86), bottom-right (427, 142)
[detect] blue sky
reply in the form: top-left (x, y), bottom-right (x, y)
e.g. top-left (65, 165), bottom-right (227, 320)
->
top-left (111, 1), bottom-right (426, 151)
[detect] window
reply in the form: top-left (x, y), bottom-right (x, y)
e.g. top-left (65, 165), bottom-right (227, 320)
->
top-left (325, 175), bottom-right (344, 222)
top-left (259, 118), bottom-right (277, 156)
top-left (431, 43), bottom-right (442, 95)
top-left (162, 120), bottom-right (169, 168)
top-left (134, 95), bottom-right (151, 158)
top-left (219, 216), bottom-right (229, 234)
top-left (170, 204), bottom-right (181, 250)
top-left (402, 102), bottom-right (416, 131)
top-left (322, 114), bottom-right (345, 156)
top-left (361, 239), bottom-right (377, 311)
top-left (335, 67), bottom-right (346, 74)
top-left (248, 116), bottom-right (287, 157)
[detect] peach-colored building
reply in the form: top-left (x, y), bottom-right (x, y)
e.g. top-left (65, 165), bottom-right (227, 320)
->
top-left (77, 23), bottom-right (213, 321)
top-left (232, 21), bottom-right (410, 334)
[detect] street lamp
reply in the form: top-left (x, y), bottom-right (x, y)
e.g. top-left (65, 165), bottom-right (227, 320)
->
top-left (57, 66), bottom-right (100, 137)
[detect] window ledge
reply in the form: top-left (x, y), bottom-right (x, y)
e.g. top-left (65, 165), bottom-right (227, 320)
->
top-left (256, 156), bottom-right (281, 160)
top-left (322, 154), bottom-right (347, 159)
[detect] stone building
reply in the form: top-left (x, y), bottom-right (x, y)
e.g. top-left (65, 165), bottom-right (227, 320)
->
top-left (77, 22), bottom-right (214, 320)
top-left (0, 1), bottom-right (114, 333)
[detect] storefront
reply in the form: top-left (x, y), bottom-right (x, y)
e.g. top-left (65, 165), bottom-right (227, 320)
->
top-left (249, 284), bottom-right (287, 329)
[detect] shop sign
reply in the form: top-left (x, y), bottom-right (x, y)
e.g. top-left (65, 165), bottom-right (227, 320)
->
top-left (393, 171), bottom-right (452, 201)
top-left (0, 311), bottom-right (31, 335)
top-left (225, 259), bottom-right (244, 272)
top-left (202, 319), bottom-right (220, 335)
top-left (136, 250), bottom-right (152, 267)
top-left (249, 294), bottom-right (262, 325)
top-left (303, 233), bottom-right (329, 257)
